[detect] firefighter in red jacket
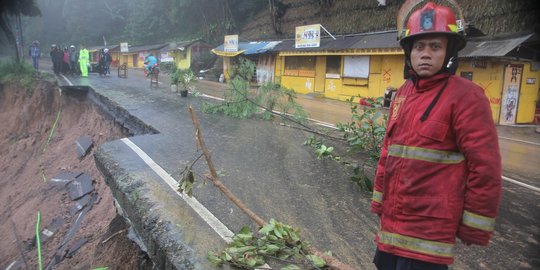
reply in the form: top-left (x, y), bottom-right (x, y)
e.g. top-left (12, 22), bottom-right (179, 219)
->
top-left (371, 2), bottom-right (502, 270)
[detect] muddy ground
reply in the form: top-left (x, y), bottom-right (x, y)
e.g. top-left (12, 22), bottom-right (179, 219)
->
top-left (0, 81), bottom-right (152, 269)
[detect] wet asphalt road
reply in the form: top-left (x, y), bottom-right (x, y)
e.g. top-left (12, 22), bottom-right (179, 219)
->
top-left (48, 66), bottom-right (540, 269)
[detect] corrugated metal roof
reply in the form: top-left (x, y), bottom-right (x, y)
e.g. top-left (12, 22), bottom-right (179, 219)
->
top-left (212, 41), bottom-right (282, 56)
top-left (161, 40), bottom-right (213, 52)
top-left (87, 45), bottom-right (119, 52)
top-left (272, 31), bottom-right (400, 52)
top-left (460, 33), bottom-right (534, 57)
top-left (122, 43), bottom-right (168, 54)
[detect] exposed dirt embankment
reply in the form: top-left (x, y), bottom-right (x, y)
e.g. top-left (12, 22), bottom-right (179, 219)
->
top-left (0, 81), bottom-right (150, 269)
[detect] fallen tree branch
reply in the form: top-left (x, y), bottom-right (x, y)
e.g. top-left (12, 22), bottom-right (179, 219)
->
top-left (101, 229), bottom-right (127, 244)
top-left (188, 106), bottom-right (356, 270)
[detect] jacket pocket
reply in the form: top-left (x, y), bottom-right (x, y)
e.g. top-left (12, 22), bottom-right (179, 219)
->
top-left (417, 120), bottom-right (449, 142)
top-left (401, 196), bottom-right (451, 219)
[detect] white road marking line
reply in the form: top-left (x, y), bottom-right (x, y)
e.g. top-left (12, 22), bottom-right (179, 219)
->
top-left (121, 138), bottom-right (234, 243)
top-left (59, 74), bottom-right (73, 86)
top-left (503, 176), bottom-right (540, 193)
top-left (198, 93), bottom-right (540, 193)
top-left (199, 93), bottom-right (225, 101)
top-left (499, 136), bottom-right (540, 146)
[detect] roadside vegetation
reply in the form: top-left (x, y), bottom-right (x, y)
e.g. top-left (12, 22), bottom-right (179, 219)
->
top-left (202, 59), bottom-right (308, 122)
top-left (0, 61), bottom-right (41, 91)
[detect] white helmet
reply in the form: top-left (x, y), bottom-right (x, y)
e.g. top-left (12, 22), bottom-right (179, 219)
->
top-left (104, 48), bottom-right (109, 53)
top-left (70, 45), bottom-right (75, 48)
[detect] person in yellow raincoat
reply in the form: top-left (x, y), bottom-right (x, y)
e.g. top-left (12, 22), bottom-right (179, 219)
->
top-left (79, 44), bottom-right (89, 77)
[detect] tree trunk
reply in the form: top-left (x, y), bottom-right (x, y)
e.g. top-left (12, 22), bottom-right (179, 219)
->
top-left (0, 15), bottom-right (20, 62)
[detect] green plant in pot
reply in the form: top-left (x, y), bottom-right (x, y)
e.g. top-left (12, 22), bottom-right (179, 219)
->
top-left (177, 68), bottom-right (197, 97)
top-left (169, 65), bottom-right (179, 93)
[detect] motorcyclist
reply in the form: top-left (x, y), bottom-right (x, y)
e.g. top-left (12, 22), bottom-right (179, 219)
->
top-left (144, 53), bottom-right (158, 76)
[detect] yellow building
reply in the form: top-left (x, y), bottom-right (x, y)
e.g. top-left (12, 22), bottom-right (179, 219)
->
top-left (113, 43), bottom-right (168, 68)
top-left (212, 41), bottom-right (282, 84)
top-left (457, 33), bottom-right (540, 124)
top-left (272, 31), bottom-right (404, 100)
top-left (212, 31), bottom-right (540, 124)
top-left (160, 40), bottom-right (214, 71)
top-left (271, 31), bottom-right (540, 125)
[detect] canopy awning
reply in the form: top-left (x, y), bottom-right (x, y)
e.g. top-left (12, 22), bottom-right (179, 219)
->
top-left (211, 49), bottom-right (246, 57)
top-left (460, 33), bottom-right (535, 58)
top-left (212, 41), bottom-right (281, 57)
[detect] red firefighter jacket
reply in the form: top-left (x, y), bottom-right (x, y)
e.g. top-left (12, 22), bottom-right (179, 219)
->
top-left (371, 73), bottom-right (502, 265)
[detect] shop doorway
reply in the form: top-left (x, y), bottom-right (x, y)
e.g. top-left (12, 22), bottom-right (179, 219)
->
top-left (499, 64), bottom-right (523, 125)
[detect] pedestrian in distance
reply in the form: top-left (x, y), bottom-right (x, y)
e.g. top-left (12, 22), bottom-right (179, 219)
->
top-left (50, 44), bottom-right (63, 75)
top-left (29, 40), bottom-right (40, 70)
top-left (98, 48), bottom-right (105, 76)
top-left (68, 45), bottom-right (79, 76)
top-left (102, 48), bottom-right (112, 76)
top-left (62, 47), bottom-right (70, 74)
top-left (79, 44), bottom-right (89, 77)
top-left (371, 2), bottom-right (502, 270)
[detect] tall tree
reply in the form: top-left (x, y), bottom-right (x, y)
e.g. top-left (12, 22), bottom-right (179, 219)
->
top-left (0, 0), bottom-right (41, 62)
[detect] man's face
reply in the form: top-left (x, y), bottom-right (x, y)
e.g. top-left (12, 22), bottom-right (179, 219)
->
top-left (410, 35), bottom-right (448, 77)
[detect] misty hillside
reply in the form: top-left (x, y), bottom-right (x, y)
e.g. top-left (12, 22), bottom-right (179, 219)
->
top-left (241, 0), bottom-right (540, 40)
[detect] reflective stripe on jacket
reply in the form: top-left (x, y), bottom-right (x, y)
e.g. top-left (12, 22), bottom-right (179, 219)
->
top-left (371, 73), bottom-right (502, 265)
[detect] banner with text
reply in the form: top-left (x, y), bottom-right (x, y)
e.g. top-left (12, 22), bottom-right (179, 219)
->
top-left (120, 42), bottom-right (129, 53)
top-left (295, 24), bottom-right (321, 48)
top-left (224, 35), bottom-right (239, 52)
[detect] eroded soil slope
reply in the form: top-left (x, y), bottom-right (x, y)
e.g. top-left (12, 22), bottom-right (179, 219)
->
top-left (0, 81), bottom-right (151, 269)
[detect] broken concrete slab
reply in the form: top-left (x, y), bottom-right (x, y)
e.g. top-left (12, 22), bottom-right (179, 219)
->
top-left (69, 194), bottom-right (92, 216)
top-left (49, 172), bottom-right (82, 185)
top-left (67, 173), bottom-right (94, 200)
top-left (40, 217), bottom-right (65, 243)
top-left (66, 237), bottom-right (88, 258)
top-left (75, 135), bottom-right (93, 159)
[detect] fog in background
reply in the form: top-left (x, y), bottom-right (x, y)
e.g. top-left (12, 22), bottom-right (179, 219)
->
top-left (1, 0), bottom-right (267, 55)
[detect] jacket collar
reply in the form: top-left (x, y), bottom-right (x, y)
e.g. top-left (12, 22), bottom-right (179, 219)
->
top-left (410, 72), bottom-right (451, 92)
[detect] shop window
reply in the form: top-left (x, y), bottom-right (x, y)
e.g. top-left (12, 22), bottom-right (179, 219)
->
top-left (284, 56), bottom-right (316, 77)
top-left (326, 56), bottom-right (341, 78)
top-left (343, 56), bottom-right (370, 79)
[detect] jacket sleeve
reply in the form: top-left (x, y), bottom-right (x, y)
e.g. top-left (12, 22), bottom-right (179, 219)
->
top-left (371, 86), bottom-right (403, 215)
top-left (453, 87), bottom-right (502, 246)
top-left (371, 136), bottom-right (388, 215)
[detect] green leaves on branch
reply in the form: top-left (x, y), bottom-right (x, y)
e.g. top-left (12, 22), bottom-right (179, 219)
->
top-left (336, 96), bottom-right (387, 163)
top-left (177, 166), bottom-right (195, 197)
top-left (202, 59), bottom-right (308, 123)
top-left (336, 96), bottom-right (387, 190)
top-left (303, 96), bottom-right (386, 191)
top-left (304, 136), bottom-right (339, 161)
top-left (208, 219), bottom-right (327, 269)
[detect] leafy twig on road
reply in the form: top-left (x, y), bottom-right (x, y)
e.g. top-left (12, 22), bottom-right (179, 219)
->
top-left (187, 106), bottom-right (355, 270)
